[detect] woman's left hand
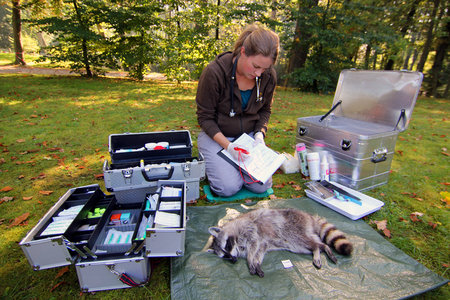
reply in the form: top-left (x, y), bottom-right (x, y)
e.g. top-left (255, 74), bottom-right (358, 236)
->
top-left (253, 132), bottom-right (265, 146)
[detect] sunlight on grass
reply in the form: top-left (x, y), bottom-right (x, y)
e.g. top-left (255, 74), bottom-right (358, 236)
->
top-left (0, 74), bottom-right (448, 299)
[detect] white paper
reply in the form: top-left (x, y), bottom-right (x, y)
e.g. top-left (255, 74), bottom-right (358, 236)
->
top-left (154, 211), bottom-right (180, 228)
top-left (159, 201), bottom-right (181, 210)
top-left (220, 133), bottom-right (286, 183)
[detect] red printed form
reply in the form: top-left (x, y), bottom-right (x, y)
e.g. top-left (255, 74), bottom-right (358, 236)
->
top-left (219, 133), bottom-right (286, 184)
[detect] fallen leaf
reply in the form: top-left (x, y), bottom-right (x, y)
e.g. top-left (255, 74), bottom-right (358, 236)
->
top-left (269, 194), bottom-right (278, 200)
top-left (442, 152), bottom-right (449, 156)
top-left (0, 186), bottom-right (13, 192)
top-left (0, 196), bottom-right (14, 204)
top-left (23, 196), bottom-right (33, 201)
top-left (428, 221), bottom-right (437, 229)
top-left (94, 174), bottom-right (104, 179)
top-left (8, 212), bottom-right (30, 228)
top-left (373, 220), bottom-right (388, 231)
top-left (16, 139), bottom-right (26, 143)
top-left (396, 150), bottom-right (403, 156)
top-left (440, 182), bottom-right (450, 186)
top-left (410, 212), bottom-right (423, 222)
top-left (18, 175), bottom-right (25, 179)
top-left (383, 228), bottom-right (391, 238)
top-left (39, 190), bottom-right (53, 195)
top-left (55, 266), bottom-right (69, 279)
top-left (50, 281), bottom-right (66, 292)
top-left (415, 197), bottom-right (423, 201)
top-left (292, 185), bottom-right (302, 191)
top-left (273, 184), bottom-right (285, 189)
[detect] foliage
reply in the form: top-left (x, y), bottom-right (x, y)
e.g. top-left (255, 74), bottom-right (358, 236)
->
top-left (28, 1), bottom-right (114, 76)
top-left (0, 73), bottom-right (448, 298)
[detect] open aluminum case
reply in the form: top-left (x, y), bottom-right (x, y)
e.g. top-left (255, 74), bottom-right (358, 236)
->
top-left (104, 130), bottom-right (205, 203)
top-left (20, 180), bottom-right (187, 292)
top-left (296, 69), bottom-right (423, 191)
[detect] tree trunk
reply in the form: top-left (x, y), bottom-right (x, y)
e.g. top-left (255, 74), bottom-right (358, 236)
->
top-left (429, 13), bottom-right (449, 97)
top-left (12, 0), bottom-right (25, 65)
top-left (416, 0), bottom-right (440, 72)
top-left (286, 0), bottom-right (319, 79)
top-left (215, 0), bottom-right (220, 40)
top-left (364, 44), bottom-right (371, 69)
top-left (72, 0), bottom-right (92, 77)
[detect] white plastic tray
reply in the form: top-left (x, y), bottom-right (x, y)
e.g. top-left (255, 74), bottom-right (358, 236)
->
top-left (305, 181), bottom-right (384, 220)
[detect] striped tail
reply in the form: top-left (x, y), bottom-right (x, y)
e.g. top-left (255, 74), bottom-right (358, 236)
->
top-left (319, 221), bottom-right (353, 256)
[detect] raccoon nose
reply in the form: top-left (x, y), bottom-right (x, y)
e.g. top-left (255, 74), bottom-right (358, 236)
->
top-left (231, 256), bottom-right (237, 263)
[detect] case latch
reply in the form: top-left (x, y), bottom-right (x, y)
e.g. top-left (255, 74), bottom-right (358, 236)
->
top-left (372, 147), bottom-right (388, 163)
top-left (122, 168), bottom-right (133, 184)
top-left (183, 162), bottom-right (191, 177)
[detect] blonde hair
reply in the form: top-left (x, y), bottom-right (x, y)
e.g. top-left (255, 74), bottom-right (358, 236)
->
top-left (233, 24), bottom-right (279, 63)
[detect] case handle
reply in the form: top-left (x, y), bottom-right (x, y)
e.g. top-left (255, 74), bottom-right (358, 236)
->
top-left (298, 126), bottom-right (307, 136)
top-left (320, 100), bottom-right (342, 122)
top-left (340, 139), bottom-right (352, 151)
top-left (371, 147), bottom-right (388, 163)
top-left (141, 164), bottom-right (174, 181)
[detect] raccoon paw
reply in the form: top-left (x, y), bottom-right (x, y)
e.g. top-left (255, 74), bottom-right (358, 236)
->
top-left (313, 258), bottom-right (322, 269)
top-left (249, 265), bottom-right (265, 277)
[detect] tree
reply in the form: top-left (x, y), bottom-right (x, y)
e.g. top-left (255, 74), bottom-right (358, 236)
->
top-left (12, 0), bottom-right (25, 65)
top-left (416, 0), bottom-right (440, 72)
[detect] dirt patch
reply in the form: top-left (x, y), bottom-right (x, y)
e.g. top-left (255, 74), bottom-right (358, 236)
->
top-left (0, 65), bottom-right (166, 80)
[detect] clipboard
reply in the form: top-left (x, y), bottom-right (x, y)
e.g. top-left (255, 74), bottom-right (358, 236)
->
top-left (218, 133), bottom-right (286, 184)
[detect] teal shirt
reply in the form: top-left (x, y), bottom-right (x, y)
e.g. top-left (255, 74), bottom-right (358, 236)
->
top-left (240, 89), bottom-right (252, 110)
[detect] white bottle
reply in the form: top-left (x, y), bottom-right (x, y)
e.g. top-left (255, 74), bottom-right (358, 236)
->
top-left (307, 152), bottom-right (321, 181)
top-left (320, 155), bottom-right (330, 181)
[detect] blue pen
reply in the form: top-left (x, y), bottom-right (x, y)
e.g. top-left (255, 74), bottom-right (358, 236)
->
top-left (333, 190), bottom-right (362, 206)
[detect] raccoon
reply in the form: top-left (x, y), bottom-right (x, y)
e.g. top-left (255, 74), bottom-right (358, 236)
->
top-left (208, 208), bottom-right (353, 277)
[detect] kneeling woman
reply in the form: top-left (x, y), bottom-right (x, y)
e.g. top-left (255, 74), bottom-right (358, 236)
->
top-left (196, 24), bottom-right (279, 197)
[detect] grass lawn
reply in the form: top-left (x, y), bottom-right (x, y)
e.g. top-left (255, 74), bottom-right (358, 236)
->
top-left (0, 72), bottom-right (448, 299)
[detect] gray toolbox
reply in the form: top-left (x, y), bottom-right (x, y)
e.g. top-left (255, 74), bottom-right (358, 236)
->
top-left (296, 69), bottom-right (423, 191)
top-left (105, 130), bottom-right (205, 203)
top-left (20, 180), bottom-right (187, 292)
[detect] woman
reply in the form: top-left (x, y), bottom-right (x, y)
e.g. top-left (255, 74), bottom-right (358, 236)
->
top-left (196, 24), bottom-right (279, 197)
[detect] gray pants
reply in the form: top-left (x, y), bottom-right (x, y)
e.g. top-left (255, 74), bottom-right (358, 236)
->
top-left (197, 131), bottom-right (273, 197)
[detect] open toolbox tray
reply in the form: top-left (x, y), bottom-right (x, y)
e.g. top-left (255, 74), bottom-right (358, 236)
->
top-left (21, 180), bottom-right (187, 272)
top-left (109, 130), bottom-right (193, 165)
top-left (133, 181), bottom-right (186, 257)
top-left (20, 185), bottom-right (114, 270)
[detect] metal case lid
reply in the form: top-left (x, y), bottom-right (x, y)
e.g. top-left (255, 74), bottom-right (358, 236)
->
top-left (331, 70), bottom-right (423, 132)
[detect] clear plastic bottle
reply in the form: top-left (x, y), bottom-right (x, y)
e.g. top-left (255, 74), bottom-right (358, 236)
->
top-left (320, 155), bottom-right (330, 181)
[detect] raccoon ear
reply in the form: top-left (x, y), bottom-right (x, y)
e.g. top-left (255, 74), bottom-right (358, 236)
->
top-left (208, 226), bottom-right (221, 237)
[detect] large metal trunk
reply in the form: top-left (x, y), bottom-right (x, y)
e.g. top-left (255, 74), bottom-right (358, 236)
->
top-left (296, 70), bottom-right (423, 191)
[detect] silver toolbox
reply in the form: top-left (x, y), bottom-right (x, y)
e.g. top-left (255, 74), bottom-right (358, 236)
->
top-left (296, 70), bottom-right (423, 191)
top-left (103, 155), bottom-right (205, 203)
top-left (20, 180), bottom-right (187, 291)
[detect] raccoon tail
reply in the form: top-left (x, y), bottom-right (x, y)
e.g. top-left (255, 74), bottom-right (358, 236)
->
top-left (319, 221), bottom-right (353, 256)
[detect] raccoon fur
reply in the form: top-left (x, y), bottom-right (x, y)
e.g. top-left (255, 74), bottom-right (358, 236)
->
top-left (208, 208), bottom-right (353, 278)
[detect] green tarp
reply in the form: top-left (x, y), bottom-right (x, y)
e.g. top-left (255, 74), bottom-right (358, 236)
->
top-left (171, 198), bottom-right (448, 299)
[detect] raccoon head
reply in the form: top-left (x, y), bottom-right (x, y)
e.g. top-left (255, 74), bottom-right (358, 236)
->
top-left (208, 227), bottom-right (238, 263)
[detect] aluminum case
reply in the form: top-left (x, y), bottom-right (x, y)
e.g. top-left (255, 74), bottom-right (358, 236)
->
top-left (296, 70), bottom-right (423, 191)
top-left (103, 155), bottom-right (205, 204)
